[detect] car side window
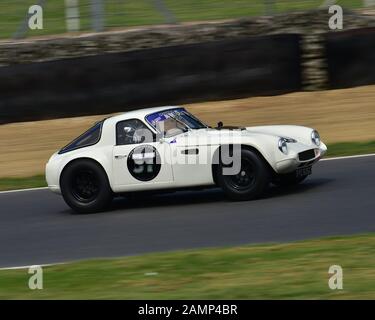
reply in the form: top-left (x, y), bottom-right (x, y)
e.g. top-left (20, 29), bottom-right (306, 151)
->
top-left (116, 119), bottom-right (155, 145)
top-left (59, 121), bottom-right (103, 154)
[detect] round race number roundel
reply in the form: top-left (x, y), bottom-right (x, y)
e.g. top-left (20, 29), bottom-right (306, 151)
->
top-left (127, 145), bottom-right (161, 181)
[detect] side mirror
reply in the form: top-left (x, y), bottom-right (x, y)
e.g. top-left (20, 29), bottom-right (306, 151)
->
top-left (159, 137), bottom-right (165, 144)
top-left (217, 121), bottom-right (223, 128)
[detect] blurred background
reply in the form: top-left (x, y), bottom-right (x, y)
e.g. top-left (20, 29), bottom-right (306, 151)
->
top-left (0, 1), bottom-right (375, 178)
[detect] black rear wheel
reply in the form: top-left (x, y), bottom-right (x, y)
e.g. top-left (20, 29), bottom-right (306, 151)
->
top-left (60, 160), bottom-right (113, 213)
top-left (216, 148), bottom-right (270, 201)
top-left (71, 170), bottom-right (100, 203)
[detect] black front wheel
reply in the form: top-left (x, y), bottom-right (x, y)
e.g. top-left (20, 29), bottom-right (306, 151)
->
top-left (60, 160), bottom-right (113, 213)
top-left (216, 148), bottom-right (270, 201)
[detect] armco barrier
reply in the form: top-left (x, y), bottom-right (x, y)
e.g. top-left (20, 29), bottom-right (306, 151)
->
top-left (0, 34), bottom-right (302, 124)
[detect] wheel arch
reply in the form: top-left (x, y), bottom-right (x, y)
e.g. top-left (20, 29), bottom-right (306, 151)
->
top-left (211, 144), bottom-right (276, 185)
top-left (59, 157), bottom-right (113, 192)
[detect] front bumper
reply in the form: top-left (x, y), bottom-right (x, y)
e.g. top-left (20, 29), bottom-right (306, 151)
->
top-left (275, 142), bottom-right (327, 174)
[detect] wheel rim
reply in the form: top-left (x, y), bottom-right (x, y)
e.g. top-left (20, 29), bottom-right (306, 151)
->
top-left (225, 158), bottom-right (256, 191)
top-left (71, 169), bottom-right (100, 203)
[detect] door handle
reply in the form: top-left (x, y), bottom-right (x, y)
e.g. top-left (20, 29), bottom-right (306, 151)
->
top-left (181, 148), bottom-right (199, 155)
top-left (115, 155), bottom-right (127, 159)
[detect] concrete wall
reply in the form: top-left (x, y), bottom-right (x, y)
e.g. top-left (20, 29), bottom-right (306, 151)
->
top-left (326, 27), bottom-right (375, 88)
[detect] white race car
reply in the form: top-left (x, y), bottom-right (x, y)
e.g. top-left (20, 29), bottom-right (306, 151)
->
top-left (46, 106), bottom-right (327, 213)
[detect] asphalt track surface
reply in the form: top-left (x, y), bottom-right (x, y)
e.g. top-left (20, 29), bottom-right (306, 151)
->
top-left (0, 156), bottom-right (374, 268)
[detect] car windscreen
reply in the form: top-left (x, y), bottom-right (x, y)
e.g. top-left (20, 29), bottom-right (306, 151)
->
top-left (59, 120), bottom-right (103, 154)
top-left (146, 108), bottom-right (207, 133)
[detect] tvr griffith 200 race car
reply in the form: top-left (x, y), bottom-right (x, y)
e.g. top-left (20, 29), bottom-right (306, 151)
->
top-left (46, 106), bottom-right (327, 213)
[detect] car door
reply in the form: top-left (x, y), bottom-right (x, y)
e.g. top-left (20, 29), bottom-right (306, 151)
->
top-left (112, 119), bottom-right (173, 192)
top-left (169, 131), bottom-right (215, 187)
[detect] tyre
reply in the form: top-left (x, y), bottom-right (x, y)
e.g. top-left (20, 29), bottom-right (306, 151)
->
top-left (216, 148), bottom-right (270, 201)
top-left (60, 159), bottom-right (113, 213)
top-left (272, 172), bottom-right (308, 187)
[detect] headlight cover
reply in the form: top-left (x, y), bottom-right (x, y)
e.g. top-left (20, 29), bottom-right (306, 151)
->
top-left (311, 130), bottom-right (321, 146)
top-left (283, 137), bottom-right (297, 143)
top-left (278, 138), bottom-right (288, 154)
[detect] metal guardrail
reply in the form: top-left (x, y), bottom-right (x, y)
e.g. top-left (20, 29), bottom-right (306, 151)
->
top-left (0, 0), bottom-right (373, 39)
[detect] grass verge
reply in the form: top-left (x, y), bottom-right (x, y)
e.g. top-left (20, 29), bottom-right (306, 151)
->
top-left (0, 233), bottom-right (374, 299)
top-left (326, 141), bottom-right (375, 157)
top-left (0, 175), bottom-right (46, 192)
top-left (0, 141), bottom-right (374, 192)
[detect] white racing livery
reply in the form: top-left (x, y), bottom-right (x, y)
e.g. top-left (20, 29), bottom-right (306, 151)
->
top-left (46, 106), bottom-right (327, 213)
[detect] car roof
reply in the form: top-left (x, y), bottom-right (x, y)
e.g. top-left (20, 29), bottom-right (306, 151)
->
top-left (107, 106), bottom-right (183, 124)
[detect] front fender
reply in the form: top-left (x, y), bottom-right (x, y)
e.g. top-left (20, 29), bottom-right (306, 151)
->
top-left (209, 133), bottom-right (280, 173)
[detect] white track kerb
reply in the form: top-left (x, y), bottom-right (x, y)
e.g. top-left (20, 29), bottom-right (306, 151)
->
top-left (321, 153), bottom-right (375, 161)
top-left (0, 187), bottom-right (48, 194)
top-left (0, 263), bottom-right (57, 271)
top-left (0, 153), bottom-right (374, 196)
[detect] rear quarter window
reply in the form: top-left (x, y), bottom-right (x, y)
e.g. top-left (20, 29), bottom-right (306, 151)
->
top-left (59, 121), bottom-right (103, 154)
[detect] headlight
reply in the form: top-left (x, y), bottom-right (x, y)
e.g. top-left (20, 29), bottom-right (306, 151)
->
top-left (278, 138), bottom-right (288, 154)
top-left (311, 130), bottom-right (321, 146)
